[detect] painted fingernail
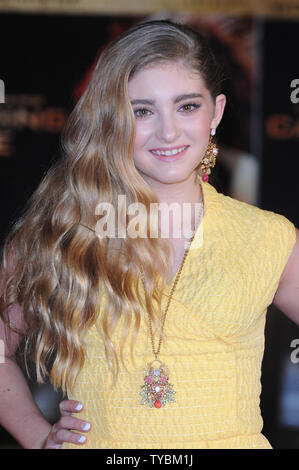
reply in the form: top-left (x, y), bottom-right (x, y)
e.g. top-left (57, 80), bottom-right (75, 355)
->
top-left (82, 422), bottom-right (90, 431)
top-left (75, 402), bottom-right (83, 411)
top-left (78, 435), bottom-right (86, 443)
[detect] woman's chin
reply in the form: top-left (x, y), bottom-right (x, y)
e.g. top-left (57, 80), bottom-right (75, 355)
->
top-left (138, 170), bottom-right (196, 186)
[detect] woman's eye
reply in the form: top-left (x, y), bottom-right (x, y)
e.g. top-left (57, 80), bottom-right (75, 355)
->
top-left (180, 103), bottom-right (200, 112)
top-left (134, 108), bottom-right (152, 118)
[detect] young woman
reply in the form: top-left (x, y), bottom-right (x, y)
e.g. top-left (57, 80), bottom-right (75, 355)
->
top-left (0, 20), bottom-right (298, 450)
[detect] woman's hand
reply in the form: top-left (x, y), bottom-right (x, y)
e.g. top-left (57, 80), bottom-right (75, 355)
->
top-left (42, 400), bottom-right (91, 449)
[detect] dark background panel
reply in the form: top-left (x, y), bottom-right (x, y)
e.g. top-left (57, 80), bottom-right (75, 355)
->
top-left (260, 20), bottom-right (299, 449)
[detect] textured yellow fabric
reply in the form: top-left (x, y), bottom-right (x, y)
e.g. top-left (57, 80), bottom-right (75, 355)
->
top-left (62, 179), bottom-right (296, 449)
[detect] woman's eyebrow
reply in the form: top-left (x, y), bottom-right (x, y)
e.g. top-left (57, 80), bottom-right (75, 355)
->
top-left (130, 99), bottom-right (154, 106)
top-left (130, 93), bottom-right (203, 107)
top-left (174, 93), bottom-right (203, 103)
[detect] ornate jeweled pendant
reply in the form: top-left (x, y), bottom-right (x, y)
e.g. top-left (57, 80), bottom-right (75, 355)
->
top-left (140, 360), bottom-right (176, 408)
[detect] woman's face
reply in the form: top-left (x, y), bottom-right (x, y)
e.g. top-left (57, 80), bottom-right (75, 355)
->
top-left (128, 61), bottom-right (226, 187)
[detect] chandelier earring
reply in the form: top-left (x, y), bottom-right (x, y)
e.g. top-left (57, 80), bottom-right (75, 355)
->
top-left (200, 128), bottom-right (219, 182)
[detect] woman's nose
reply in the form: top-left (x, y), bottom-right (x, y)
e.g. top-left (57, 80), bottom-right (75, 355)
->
top-left (156, 113), bottom-right (181, 143)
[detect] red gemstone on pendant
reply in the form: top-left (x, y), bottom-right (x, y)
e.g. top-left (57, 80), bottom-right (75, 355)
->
top-left (202, 173), bottom-right (209, 182)
top-left (154, 400), bottom-right (162, 408)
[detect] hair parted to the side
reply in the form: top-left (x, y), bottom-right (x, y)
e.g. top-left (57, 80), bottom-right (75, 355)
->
top-left (0, 20), bottom-right (224, 393)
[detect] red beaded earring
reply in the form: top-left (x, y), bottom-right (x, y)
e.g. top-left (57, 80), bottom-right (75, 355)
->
top-left (200, 128), bottom-right (218, 182)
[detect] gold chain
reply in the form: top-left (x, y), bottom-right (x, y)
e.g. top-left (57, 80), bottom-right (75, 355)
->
top-left (141, 202), bottom-right (204, 359)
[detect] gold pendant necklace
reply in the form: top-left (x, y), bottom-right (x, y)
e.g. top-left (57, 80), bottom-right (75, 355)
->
top-left (140, 202), bottom-right (204, 408)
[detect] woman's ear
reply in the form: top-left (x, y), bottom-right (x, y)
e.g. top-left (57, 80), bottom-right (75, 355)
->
top-left (211, 94), bottom-right (226, 129)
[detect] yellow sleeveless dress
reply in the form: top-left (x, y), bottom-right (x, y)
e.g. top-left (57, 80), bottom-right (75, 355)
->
top-left (62, 180), bottom-right (296, 449)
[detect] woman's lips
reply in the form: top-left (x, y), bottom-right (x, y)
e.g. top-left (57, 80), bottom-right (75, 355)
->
top-left (149, 145), bottom-right (189, 162)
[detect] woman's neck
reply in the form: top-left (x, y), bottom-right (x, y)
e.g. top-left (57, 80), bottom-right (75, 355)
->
top-left (145, 172), bottom-right (203, 206)
top-left (143, 172), bottom-right (203, 238)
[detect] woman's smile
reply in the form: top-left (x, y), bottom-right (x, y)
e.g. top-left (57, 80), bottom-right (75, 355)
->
top-left (149, 145), bottom-right (189, 161)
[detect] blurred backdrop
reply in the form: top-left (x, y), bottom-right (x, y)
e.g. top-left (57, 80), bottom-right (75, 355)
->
top-left (0, 0), bottom-right (299, 449)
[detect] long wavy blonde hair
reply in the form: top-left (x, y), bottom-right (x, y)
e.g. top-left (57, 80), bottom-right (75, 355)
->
top-left (0, 20), bottom-right (223, 393)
